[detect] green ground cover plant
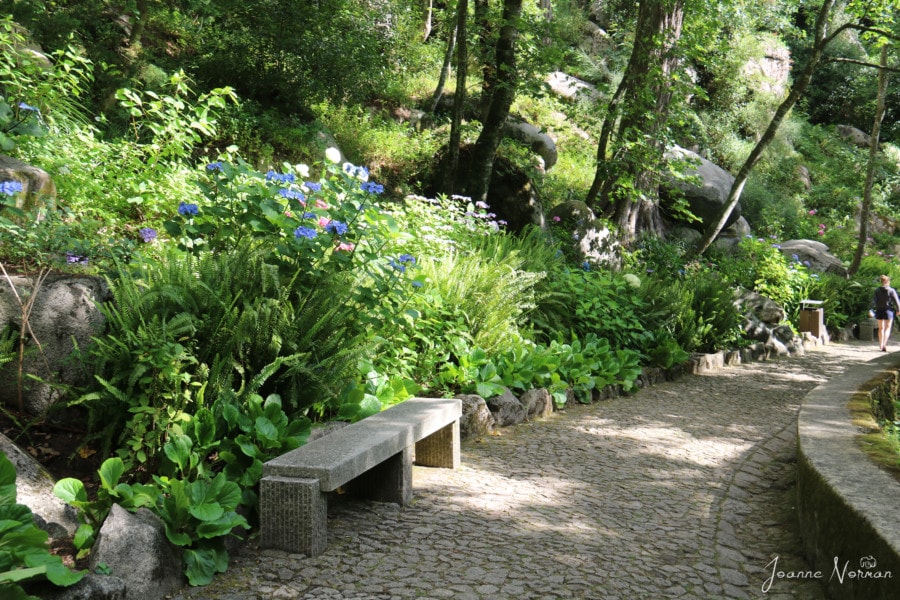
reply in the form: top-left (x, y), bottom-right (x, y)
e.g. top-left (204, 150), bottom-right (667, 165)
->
top-left (0, 452), bottom-right (84, 599)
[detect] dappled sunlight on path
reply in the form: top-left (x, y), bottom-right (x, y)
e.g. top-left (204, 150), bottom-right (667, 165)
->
top-left (177, 341), bottom-right (885, 600)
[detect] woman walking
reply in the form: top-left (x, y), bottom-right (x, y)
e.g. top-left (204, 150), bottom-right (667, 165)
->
top-left (870, 275), bottom-right (900, 351)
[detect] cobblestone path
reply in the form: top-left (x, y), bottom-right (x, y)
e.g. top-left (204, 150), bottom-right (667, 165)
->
top-left (175, 341), bottom-right (884, 600)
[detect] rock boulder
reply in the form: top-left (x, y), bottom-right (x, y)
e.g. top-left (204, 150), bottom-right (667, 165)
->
top-left (89, 505), bottom-right (185, 600)
top-left (0, 273), bottom-right (110, 415)
top-left (661, 146), bottom-right (742, 232)
top-left (777, 239), bottom-right (847, 277)
top-left (0, 154), bottom-right (56, 212)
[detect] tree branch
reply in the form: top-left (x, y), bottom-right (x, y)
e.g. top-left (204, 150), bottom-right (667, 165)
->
top-left (824, 56), bottom-right (900, 73)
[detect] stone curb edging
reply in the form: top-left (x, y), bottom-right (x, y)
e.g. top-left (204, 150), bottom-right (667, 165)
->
top-left (797, 352), bottom-right (900, 600)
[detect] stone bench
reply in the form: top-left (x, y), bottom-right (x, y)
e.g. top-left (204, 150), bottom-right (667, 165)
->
top-left (259, 397), bottom-right (461, 556)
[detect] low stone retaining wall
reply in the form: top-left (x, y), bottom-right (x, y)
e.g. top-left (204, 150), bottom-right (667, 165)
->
top-left (797, 352), bottom-right (900, 599)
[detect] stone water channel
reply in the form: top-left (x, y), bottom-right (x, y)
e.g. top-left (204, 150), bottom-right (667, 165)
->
top-left (171, 340), bottom-right (888, 600)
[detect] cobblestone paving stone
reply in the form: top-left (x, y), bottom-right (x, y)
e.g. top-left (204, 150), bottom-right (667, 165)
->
top-left (174, 341), bottom-right (884, 600)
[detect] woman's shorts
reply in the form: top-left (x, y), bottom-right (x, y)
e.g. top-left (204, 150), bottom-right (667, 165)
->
top-left (875, 309), bottom-right (894, 320)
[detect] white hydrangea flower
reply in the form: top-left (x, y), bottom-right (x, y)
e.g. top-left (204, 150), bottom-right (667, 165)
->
top-left (325, 147), bottom-right (342, 164)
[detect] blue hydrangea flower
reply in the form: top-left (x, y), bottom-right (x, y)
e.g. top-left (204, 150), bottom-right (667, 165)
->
top-left (342, 163), bottom-right (369, 181)
top-left (0, 181), bottom-right (24, 196)
top-left (302, 212), bottom-right (316, 219)
top-left (65, 252), bottom-right (89, 266)
top-left (475, 201), bottom-right (490, 209)
top-left (581, 261), bottom-right (591, 271)
top-left (412, 281), bottom-right (424, 288)
top-left (178, 202), bottom-right (199, 217)
top-left (266, 170), bottom-right (295, 184)
top-left (388, 259), bottom-right (406, 273)
top-left (360, 181), bottom-right (384, 194)
top-left (139, 228), bottom-right (157, 243)
top-left (279, 188), bottom-right (306, 203)
top-left (398, 254), bottom-right (416, 265)
top-left (325, 221), bottom-right (348, 236)
top-left (294, 226), bottom-right (317, 239)
top-left (206, 161), bottom-right (224, 172)
top-left (304, 182), bottom-right (322, 192)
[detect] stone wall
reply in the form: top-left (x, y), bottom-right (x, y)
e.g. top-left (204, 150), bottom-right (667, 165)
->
top-left (797, 353), bottom-right (900, 599)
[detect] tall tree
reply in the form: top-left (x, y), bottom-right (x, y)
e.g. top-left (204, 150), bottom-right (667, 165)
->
top-left (466, 0), bottom-right (523, 205)
top-left (849, 45), bottom-right (891, 275)
top-left (585, 0), bottom-right (685, 242)
top-left (689, 0), bottom-right (897, 256)
top-left (428, 6), bottom-right (458, 114)
top-left (474, 0), bottom-right (496, 121)
top-left (441, 0), bottom-right (468, 196)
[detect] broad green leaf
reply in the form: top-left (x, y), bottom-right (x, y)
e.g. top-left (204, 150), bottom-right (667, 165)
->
top-left (0, 565), bottom-right (45, 584)
top-left (45, 560), bottom-right (84, 586)
top-left (98, 458), bottom-right (125, 492)
top-left (195, 512), bottom-right (248, 539)
top-left (183, 547), bottom-right (218, 586)
top-left (254, 416), bottom-right (278, 442)
top-left (188, 502), bottom-right (224, 522)
top-left (357, 395), bottom-right (381, 420)
top-left (163, 434), bottom-right (194, 473)
top-left (72, 524), bottom-right (95, 551)
top-left (0, 582), bottom-right (36, 600)
top-left (52, 479), bottom-right (87, 505)
top-left (0, 460), bottom-right (16, 506)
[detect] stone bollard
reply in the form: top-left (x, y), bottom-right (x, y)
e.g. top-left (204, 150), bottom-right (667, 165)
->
top-left (858, 317), bottom-right (878, 342)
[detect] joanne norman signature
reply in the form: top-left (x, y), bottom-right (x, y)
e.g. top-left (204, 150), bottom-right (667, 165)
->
top-left (762, 555), bottom-right (894, 593)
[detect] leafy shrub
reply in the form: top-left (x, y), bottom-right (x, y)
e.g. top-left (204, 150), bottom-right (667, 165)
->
top-left (0, 15), bottom-right (92, 151)
top-left (639, 269), bottom-right (743, 354)
top-left (714, 236), bottom-right (810, 310)
top-left (1, 451), bottom-right (83, 599)
top-left (532, 266), bottom-right (650, 353)
top-left (806, 272), bottom-right (868, 329)
top-left (74, 241), bottom-right (360, 464)
top-left (437, 334), bottom-right (642, 408)
top-left (54, 456), bottom-right (249, 586)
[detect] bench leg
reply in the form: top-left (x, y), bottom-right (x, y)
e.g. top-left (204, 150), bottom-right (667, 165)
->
top-left (345, 446), bottom-right (413, 505)
top-left (415, 420), bottom-right (460, 469)
top-left (259, 476), bottom-right (327, 556)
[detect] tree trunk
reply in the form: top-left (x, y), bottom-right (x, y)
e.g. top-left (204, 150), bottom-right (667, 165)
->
top-left (424, 0), bottom-right (434, 41)
top-left (585, 1), bottom-right (684, 242)
top-left (849, 45), bottom-right (889, 276)
top-left (474, 0), bottom-right (495, 121)
top-left (100, 0), bottom-right (150, 113)
top-left (428, 19), bottom-right (458, 114)
top-left (467, 0), bottom-right (523, 205)
top-left (691, 0), bottom-right (839, 257)
top-left (441, 0), bottom-right (468, 196)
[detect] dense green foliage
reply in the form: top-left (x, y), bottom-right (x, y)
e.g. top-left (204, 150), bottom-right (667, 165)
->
top-left (3, 0), bottom-right (900, 588)
top-left (0, 452), bottom-right (84, 599)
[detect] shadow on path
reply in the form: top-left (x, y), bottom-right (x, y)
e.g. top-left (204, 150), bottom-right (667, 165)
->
top-left (177, 342), bottom-right (884, 600)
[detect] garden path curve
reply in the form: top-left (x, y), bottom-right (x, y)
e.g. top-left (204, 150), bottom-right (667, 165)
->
top-left (175, 340), bottom-right (885, 600)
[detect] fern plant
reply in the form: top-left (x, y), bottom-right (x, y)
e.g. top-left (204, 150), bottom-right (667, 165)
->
top-left (72, 238), bottom-right (367, 468)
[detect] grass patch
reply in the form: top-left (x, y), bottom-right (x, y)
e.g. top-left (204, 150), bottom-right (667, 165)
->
top-left (849, 390), bottom-right (900, 484)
